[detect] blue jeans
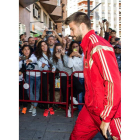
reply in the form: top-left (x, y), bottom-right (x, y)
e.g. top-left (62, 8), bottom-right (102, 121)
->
top-left (26, 74), bottom-right (41, 107)
top-left (77, 78), bottom-right (85, 112)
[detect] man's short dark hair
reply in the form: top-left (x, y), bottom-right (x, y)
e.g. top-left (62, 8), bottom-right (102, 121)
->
top-left (111, 30), bottom-right (116, 33)
top-left (47, 35), bottom-right (55, 41)
top-left (64, 12), bottom-right (91, 29)
top-left (28, 37), bottom-right (33, 42)
top-left (20, 34), bottom-right (24, 40)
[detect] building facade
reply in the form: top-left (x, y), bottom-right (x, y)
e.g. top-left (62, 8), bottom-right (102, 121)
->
top-left (29, 2), bottom-right (56, 38)
top-left (19, 0), bottom-right (66, 40)
top-left (65, 0), bottom-right (78, 36)
top-left (119, 0), bottom-right (121, 38)
top-left (65, 0), bottom-right (121, 38)
top-left (19, 0), bottom-right (38, 40)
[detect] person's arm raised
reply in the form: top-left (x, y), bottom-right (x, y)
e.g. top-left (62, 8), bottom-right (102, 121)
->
top-left (53, 30), bottom-right (62, 44)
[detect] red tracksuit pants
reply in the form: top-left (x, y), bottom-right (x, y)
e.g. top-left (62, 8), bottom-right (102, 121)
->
top-left (70, 106), bottom-right (121, 140)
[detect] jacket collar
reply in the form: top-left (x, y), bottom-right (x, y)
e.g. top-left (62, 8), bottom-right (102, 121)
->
top-left (80, 30), bottom-right (95, 53)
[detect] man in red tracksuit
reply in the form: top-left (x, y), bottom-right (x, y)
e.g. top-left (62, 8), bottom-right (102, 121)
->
top-left (65, 12), bottom-right (121, 140)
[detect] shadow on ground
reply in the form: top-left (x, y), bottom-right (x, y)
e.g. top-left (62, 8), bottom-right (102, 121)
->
top-left (19, 105), bottom-right (105, 140)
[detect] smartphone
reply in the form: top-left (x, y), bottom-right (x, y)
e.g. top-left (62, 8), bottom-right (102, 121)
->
top-left (58, 49), bottom-right (61, 53)
top-left (107, 130), bottom-right (113, 140)
top-left (19, 41), bottom-right (23, 45)
top-left (20, 56), bottom-right (26, 60)
top-left (73, 48), bottom-right (77, 52)
top-left (46, 31), bottom-right (53, 35)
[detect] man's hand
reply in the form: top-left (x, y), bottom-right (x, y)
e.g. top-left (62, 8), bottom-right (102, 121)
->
top-left (53, 30), bottom-right (57, 36)
top-left (99, 21), bottom-right (103, 28)
top-left (61, 48), bottom-right (65, 55)
top-left (100, 121), bottom-right (110, 139)
top-left (62, 37), bottom-right (67, 47)
top-left (42, 30), bottom-right (47, 38)
top-left (42, 63), bottom-right (46, 68)
top-left (106, 21), bottom-right (109, 27)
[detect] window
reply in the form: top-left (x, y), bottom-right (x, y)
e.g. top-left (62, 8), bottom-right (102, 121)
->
top-left (102, 11), bottom-right (105, 14)
top-left (53, 23), bottom-right (56, 30)
top-left (43, 12), bottom-right (47, 25)
top-left (33, 5), bottom-right (39, 19)
top-left (57, 0), bottom-right (61, 6)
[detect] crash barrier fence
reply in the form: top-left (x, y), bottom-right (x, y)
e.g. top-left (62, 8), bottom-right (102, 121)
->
top-left (19, 70), bottom-right (84, 117)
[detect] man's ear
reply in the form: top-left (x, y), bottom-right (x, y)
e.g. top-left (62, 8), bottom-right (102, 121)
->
top-left (79, 23), bottom-right (86, 31)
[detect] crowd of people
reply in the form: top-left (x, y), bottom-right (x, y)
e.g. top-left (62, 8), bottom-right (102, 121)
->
top-left (19, 19), bottom-right (121, 118)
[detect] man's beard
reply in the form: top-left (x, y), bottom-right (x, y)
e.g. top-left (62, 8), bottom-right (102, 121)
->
top-left (30, 44), bottom-right (34, 47)
top-left (48, 42), bottom-right (54, 46)
top-left (73, 35), bottom-right (82, 42)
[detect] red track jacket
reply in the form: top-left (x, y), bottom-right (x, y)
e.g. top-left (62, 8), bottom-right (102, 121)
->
top-left (80, 30), bottom-right (121, 123)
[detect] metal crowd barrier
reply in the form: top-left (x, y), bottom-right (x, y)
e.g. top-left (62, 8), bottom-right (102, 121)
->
top-left (19, 70), bottom-right (85, 118)
top-left (19, 70), bottom-right (70, 117)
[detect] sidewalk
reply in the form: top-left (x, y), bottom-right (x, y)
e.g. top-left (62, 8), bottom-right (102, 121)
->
top-left (19, 106), bottom-right (105, 140)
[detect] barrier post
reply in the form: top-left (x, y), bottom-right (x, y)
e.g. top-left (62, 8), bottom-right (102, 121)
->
top-left (41, 72), bottom-right (42, 101)
top-left (23, 72), bottom-right (24, 100)
top-left (71, 74), bottom-right (74, 117)
top-left (71, 71), bottom-right (84, 117)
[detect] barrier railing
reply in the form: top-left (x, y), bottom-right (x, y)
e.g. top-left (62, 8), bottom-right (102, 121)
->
top-left (70, 71), bottom-right (85, 117)
top-left (19, 70), bottom-right (85, 118)
top-left (19, 70), bottom-right (70, 117)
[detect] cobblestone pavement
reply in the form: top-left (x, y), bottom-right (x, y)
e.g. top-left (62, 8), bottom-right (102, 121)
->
top-left (19, 105), bottom-right (105, 140)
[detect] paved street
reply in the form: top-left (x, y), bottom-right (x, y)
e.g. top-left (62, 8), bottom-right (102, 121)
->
top-left (19, 105), bottom-right (105, 140)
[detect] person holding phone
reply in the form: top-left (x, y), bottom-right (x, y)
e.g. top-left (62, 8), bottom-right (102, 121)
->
top-left (67, 41), bottom-right (85, 113)
top-left (19, 45), bottom-right (30, 114)
top-left (52, 43), bottom-right (84, 117)
top-left (35, 41), bottom-right (56, 117)
top-left (24, 47), bottom-right (41, 117)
